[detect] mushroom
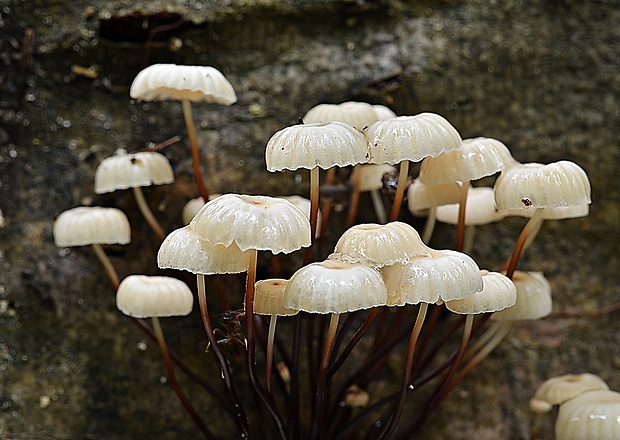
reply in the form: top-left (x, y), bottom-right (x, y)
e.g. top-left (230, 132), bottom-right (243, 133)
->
top-left (190, 193), bottom-right (311, 436)
top-left (265, 121), bottom-right (368, 262)
top-left (115, 275), bottom-right (211, 438)
top-left (94, 149), bottom-right (174, 241)
top-left (555, 390), bottom-right (620, 440)
top-left (284, 258), bottom-right (387, 439)
top-left (379, 247), bottom-right (483, 438)
top-left (419, 137), bottom-right (516, 250)
top-left (53, 206), bottom-right (130, 288)
top-left (364, 113), bottom-right (462, 221)
top-left (130, 63), bottom-right (237, 202)
top-left (494, 160), bottom-right (591, 278)
top-left (253, 278), bottom-right (298, 393)
top-left (348, 164), bottom-right (396, 224)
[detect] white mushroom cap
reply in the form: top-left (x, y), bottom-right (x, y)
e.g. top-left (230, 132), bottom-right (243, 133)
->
top-left (181, 194), bottom-right (221, 225)
top-left (253, 279), bottom-right (298, 316)
top-left (491, 271), bottom-right (552, 321)
top-left (382, 249), bottom-right (483, 307)
top-left (372, 105), bottom-right (397, 120)
top-left (53, 206), bottom-right (131, 247)
top-left (157, 226), bottom-right (250, 275)
top-left (407, 178), bottom-right (462, 211)
top-left (350, 164), bottom-right (397, 192)
top-left (94, 150), bottom-right (174, 194)
top-left (435, 187), bottom-right (506, 225)
top-left (334, 222), bottom-right (430, 268)
top-left (265, 121), bottom-right (369, 172)
top-left (419, 137), bottom-right (516, 185)
top-left (445, 270), bottom-right (517, 314)
top-left (303, 101), bottom-right (378, 130)
top-left (530, 374), bottom-right (609, 414)
top-left (190, 194), bottom-right (311, 254)
top-left (365, 113), bottom-right (462, 165)
top-left (555, 390), bottom-right (620, 440)
top-left (494, 161), bottom-right (591, 210)
top-left (129, 64), bottom-right (237, 105)
top-left (284, 259), bottom-right (387, 314)
top-left (116, 275), bottom-right (193, 318)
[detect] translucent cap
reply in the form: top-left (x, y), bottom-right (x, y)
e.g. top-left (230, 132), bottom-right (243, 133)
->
top-left (129, 64), bottom-right (237, 105)
top-left (303, 101), bottom-right (378, 130)
top-left (53, 206), bottom-right (130, 247)
top-left (253, 279), bottom-right (298, 316)
top-left (445, 270), bottom-right (516, 314)
top-left (94, 150), bottom-right (174, 194)
top-left (530, 373), bottom-right (609, 413)
top-left (116, 275), bottom-right (193, 318)
top-left (555, 390), bottom-right (620, 440)
top-left (491, 271), bottom-right (552, 321)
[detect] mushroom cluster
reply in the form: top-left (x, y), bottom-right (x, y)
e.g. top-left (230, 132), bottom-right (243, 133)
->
top-left (51, 63), bottom-right (597, 440)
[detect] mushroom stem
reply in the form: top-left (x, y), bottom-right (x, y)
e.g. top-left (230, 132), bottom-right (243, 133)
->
top-left (181, 99), bottom-right (210, 202)
top-left (196, 274), bottom-right (251, 437)
top-left (370, 189), bottom-right (387, 224)
top-left (151, 316), bottom-right (213, 439)
top-left (380, 302), bottom-right (428, 439)
top-left (91, 243), bottom-right (120, 289)
top-left (346, 165), bottom-right (362, 228)
top-left (445, 321), bottom-right (513, 397)
top-left (504, 209), bottom-right (544, 279)
top-left (328, 308), bottom-right (378, 376)
top-left (390, 160), bottom-right (409, 222)
top-left (244, 250), bottom-right (288, 439)
top-left (132, 186), bottom-right (166, 241)
top-left (315, 313), bottom-right (340, 440)
top-left (463, 225), bottom-right (476, 255)
top-left (305, 167), bottom-right (320, 265)
top-left (421, 206), bottom-right (437, 244)
top-left (456, 180), bottom-right (470, 252)
top-left (265, 314), bottom-right (278, 394)
top-left (89, 245), bottom-right (233, 415)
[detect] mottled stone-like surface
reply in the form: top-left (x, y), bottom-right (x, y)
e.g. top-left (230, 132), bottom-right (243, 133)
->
top-left (0, 0), bottom-right (618, 438)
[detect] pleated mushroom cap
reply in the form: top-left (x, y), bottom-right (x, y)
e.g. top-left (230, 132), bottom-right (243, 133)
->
top-left (445, 270), bottom-right (517, 314)
top-left (53, 206), bottom-right (131, 247)
top-left (303, 101), bottom-right (378, 130)
top-left (181, 194), bottom-right (221, 225)
top-left (419, 137), bottom-right (516, 185)
top-left (284, 259), bottom-right (387, 314)
top-left (129, 64), bottom-right (237, 105)
top-left (94, 150), bottom-right (174, 194)
top-left (350, 164), bottom-right (397, 192)
top-left (116, 275), bottom-right (193, 318)
top-left (365, 113), bottom-right (462, 165)
top-left (157, 226), bottom-right (250, 275)
top-left (494, 161), bottom-right (591, 210)
top-left (253, 279), bottom-right (298, 316)
top-left (190, 194), bottom-right (311, 254)
top-left (407, 179), bottom-right (462, 211)
top-left (555, 390), bottom-right (620, 440)
top-left (265, 121), bottom-right (369, 172)
top-left (382, 249), bottom-right (483, 307)
top-left (334, 222), bottom-right (430, 268)
top-left (491, 271), bottom-right (552, 321)
top-left (530, 374), bottom-right (609, 414)
top-left (435, 187), bottom-right (506, 225)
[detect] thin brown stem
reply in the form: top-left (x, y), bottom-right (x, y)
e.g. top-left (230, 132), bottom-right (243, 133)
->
top-left (304, 167), bottom-right (320, 265)
top-left (196, 274), bottom-right (251, 437)
top-left (504, 210), bottom-right (544, 279)
top-left (132, 186), bottom-right (166, 241)
top-left (329, 308), bottom-right (378, 376)
top-left (245, 250), bottom-right (289, 439)
top-left (390, 161), bottom-right (409, 222)
top-left (380, 302), bottom-right (428, 439)
top-left (346, 165), bottom-right (362, 228)
top-left (182, 99), bottom-right (210, 202)
top-left (316, 313), bottom-right (340, 440)
top-left (151, 317), bottom-right (212, 439)
top-left (455, 180), bottom-right (470, 252)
